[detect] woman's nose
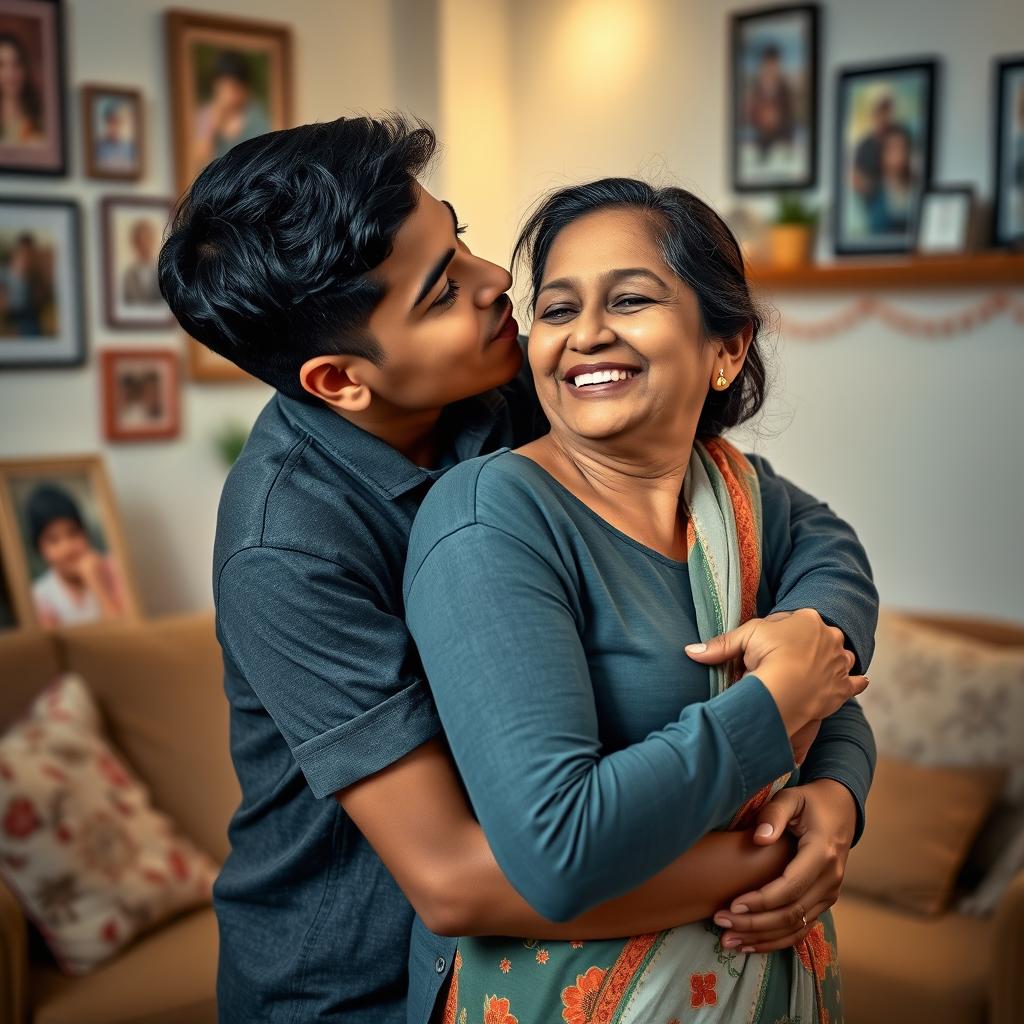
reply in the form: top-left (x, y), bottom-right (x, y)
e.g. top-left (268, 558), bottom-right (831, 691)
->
top-left (569, 309), bottom-right (615, 351)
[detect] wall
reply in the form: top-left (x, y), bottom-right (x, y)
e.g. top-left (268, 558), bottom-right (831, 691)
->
top-left (1, 0), bottom-right (1021, 622)
top-left (495, 0), bottom-right (1024, 621)
top-left (0, 0), bottom-right (435, 616)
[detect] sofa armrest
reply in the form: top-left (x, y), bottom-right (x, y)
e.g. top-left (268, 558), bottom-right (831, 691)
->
top-left (0, 873), bottom-right (28, 1024)
top-left (991, 865), bottom-right (1024, 1024)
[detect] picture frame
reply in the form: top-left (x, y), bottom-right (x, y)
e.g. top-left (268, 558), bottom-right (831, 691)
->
top-left (0, 0), bottom-right (67, 176)
top-left (833, 59), bottom-right (937, 256)
top-left (992, 55), bottom-right (1024, 249)
top-left (0, 455), bottom-right (142, 629)
top-left (915, 186), bottom-right (975, 255)
top-left (0, 544), bottom-right (22, 631)
top-left (0, 196), bottom-right (85, 369)
top-left (81, 83), bottom-right (144, 181)
top-left (165, 8), bottom-right (293, 381)
top-left (101, 196), bottom-right (174, 330)
top-left (100, 348), bottom-right (181, 442)
top-left (730, 3), bottom-right (819, 192)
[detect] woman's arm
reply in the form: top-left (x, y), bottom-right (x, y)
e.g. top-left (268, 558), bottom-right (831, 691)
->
top-left (404, 516), bottom-right (796, 923)
top-left (339, 737), bottom-right (794, 937)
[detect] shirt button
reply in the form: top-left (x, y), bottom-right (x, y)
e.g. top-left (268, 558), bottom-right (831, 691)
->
top-left (435, 956), bottom-right (447, 973)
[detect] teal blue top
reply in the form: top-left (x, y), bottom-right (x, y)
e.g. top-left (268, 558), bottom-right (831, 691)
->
top-left (404, 448), bottom-right (870, 924)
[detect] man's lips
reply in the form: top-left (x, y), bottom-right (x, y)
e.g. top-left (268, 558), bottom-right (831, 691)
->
top-left (488, 300), bottom-right (518, 344)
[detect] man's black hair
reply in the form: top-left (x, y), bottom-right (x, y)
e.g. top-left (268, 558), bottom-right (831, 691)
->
top-left (158, 113), bottom-right (437, 401)
top-left (26, 485), bottom-right (84, 550)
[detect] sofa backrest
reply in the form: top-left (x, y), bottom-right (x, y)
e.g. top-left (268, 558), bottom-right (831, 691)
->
top-left (0, 628), bottom-right (61, 729)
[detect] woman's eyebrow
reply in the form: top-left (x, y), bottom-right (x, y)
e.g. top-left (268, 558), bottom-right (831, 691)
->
top-left (538, 267), bottom-right (668, 297)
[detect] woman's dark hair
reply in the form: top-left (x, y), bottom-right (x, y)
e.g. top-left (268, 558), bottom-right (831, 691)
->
top-left (0, 33), bottom-right (42, 135)
top-left (158, 113), bottom-right (436, 401)
top-left (512, 177), bottom-right (767, 438)
top-left (27, 485), bottom-right (83, 550)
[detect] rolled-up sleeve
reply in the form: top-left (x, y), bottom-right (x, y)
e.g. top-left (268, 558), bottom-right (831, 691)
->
top-left (217, 545), bottom-right (441, 798)
top-left (404, 522), bottom-right (794, 923)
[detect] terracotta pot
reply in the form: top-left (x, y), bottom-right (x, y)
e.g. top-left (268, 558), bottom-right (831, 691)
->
top-left (768, 224), bottom-right (814, 268)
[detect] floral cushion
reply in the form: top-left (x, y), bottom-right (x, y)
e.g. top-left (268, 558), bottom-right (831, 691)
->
top-left (858, 610), bottom-right (1024, 915)
top-left (0, 674), bottom-right (217, 974)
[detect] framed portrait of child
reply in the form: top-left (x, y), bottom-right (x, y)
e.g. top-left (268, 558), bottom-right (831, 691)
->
top-left (0, 455), bottom-right (142, 629)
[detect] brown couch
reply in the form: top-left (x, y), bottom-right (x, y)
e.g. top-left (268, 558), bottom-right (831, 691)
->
top-left (0, 611), bottom-right (1020, 1024)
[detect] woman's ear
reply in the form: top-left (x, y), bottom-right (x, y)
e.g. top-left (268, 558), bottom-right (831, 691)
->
top-left (299, 355), bottom-right (372, 412)
top-left (710, 321), bottom-right (753, 389)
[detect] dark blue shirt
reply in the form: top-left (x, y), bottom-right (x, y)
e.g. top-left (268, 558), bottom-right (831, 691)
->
top-left (211, 367), bottom-right (876, 1024)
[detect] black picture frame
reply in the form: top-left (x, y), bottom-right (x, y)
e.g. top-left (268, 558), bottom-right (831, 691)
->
top-left (992, 55), bottom-right (1024, 249)
top-left (730, 3), bottom-right (820, 192)
top-left (0, 196), bottom-right (86, 369)
top-left (833, 59), bottom-right (937, 256)
top-left (0, 0), bottom-right (68, 177)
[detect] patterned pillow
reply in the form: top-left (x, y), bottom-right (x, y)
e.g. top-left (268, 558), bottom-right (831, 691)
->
top-left (0, 674), bottom-right (217, 974)
top-left (859, 610), bottom-right (1024, 915)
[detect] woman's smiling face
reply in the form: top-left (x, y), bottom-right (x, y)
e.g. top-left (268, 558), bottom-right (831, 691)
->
top-left (528, 206), bottom-right (738, 449)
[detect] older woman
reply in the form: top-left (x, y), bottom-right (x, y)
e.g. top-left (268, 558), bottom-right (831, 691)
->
top-left (403, 179), bottom-right (873, 1023)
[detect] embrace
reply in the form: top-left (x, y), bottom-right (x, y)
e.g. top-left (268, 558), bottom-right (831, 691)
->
top-left (158, 114), bottom-right (876, 1024)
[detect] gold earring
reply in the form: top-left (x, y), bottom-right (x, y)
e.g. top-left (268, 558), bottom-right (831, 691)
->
top-left (714, 367), bottom-right (729, 390)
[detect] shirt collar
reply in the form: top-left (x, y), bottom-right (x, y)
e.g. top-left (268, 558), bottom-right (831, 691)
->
top-left (275, 388), bottom-right (508, 501)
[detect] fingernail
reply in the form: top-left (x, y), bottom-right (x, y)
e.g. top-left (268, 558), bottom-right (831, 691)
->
top-left (714, 915), bottom-right (732, 929)
top-left (732, 903), bottom-right (749, 914)
top-left (723, 937), bottom-right (740, 948)
top-left (755, 823), bottom-right (774, 838)
top-left (685, 642), bottom-right (707, 653)
top-left (741, 945), bottom-right (755, 953)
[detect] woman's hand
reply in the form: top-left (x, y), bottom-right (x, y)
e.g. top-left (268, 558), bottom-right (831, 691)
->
top-left (712, 779), bottom-right (857, 953)
top-left (789, 719), bottom-right (821, 766)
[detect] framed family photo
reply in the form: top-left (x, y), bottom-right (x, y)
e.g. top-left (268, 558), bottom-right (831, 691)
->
top-left (81, 84), bottom-right (144, 180)
top-left (0, 455), bottom-right (141, 630)
top-left (101, 196), bottom-right (174, 329)
top-left (166, 8), bottom-right (292, 380)
top-left (101, 348), bottom-right (181, 442)
top-left (993, 55), bottom-right (1024, 248)
top-left (0, 0), bottom-right (66, 176)
top-left (833, 60), bottom-right (937, 255)
top-left (0, 197), bottom-right (84, 368)
top-left (730, 4), bottom-right (819, 191)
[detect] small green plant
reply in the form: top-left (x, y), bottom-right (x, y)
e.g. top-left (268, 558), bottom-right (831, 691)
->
top-left (775, 192), bottom-right (818, 226)
top-left (213, 420), bottom-right (250, 468)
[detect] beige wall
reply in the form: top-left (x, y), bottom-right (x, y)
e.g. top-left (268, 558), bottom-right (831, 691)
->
top-left (1, 0), bottom-right (1021, 622)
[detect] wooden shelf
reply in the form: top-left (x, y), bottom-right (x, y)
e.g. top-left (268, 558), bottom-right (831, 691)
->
top-left (747, 251), bottom-right (1024, 290)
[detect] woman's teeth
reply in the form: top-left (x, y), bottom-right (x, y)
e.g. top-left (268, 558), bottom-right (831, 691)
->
top-left (572, 369), bottom-right (638, 388)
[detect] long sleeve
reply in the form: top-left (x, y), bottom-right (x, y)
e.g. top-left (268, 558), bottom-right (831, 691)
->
top-left (753, 454), bottom-right (879, 846)
top-left (404, 519), bottom-right (795, 923)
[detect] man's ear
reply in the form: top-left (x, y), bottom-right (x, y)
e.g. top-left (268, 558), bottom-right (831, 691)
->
top-left (299, 355), bottom-right (372, 412)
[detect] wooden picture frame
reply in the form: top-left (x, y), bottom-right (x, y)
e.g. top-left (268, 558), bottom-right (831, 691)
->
top-left (165, 8), bottom-right (293, 382)
top-left (0, 0), bottom-right (67, 176)
top-left (992, 55), bottom-right (1024, 249)
top-left (833, 59), bottom-right (937, 256)
top-left (730, 3), bottom-right (819, 192)
top-left (100, 348), bottom-right (181, 442)
top-left (101, 196), bottom-right (175, 330)
top-left (915, 185), bottom-right (975, 255)
top-left (81, 83), bottom-right (144, 181)
top-left (0, 455), bottom-right (142, 629)
top-left (0, 196), bottom-right (85, 369)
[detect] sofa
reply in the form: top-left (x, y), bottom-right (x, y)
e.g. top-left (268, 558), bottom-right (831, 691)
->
top-left (0, 610), bottom-right (1020, 1024)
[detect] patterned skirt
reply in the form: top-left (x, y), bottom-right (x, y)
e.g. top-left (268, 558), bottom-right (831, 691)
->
top-left (440, 908), bottom-right (843, 1024)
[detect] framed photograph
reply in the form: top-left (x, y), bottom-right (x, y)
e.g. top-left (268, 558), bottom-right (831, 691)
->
top-left (993, 55), bottom-right (1024, 248)
top-left (915, 186), bottom-right (975, 255)
top-left (731, 4), bottom-right (819, 191)
top-left (834, 60), bottom-right (937, 255)
top-left (0, 456), bottom-right (142, 630)
top-left (0, 545), bottom-right (21, 630)
top-left (0, 0), bottom-right (66, 176)
top-left (101, 196), bottom-right (174, 329)
top-left (166, 9), bottom-right (292, 380)
top-left (101, 348), bottom-right (181, 442)
top-left (81, 84), bottom-right (144, 180)
top-left (0, 197), bottom-right (84, 368)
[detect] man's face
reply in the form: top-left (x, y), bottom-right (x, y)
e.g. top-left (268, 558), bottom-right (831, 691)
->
top-left (355, 186), bottom-right (523, 411)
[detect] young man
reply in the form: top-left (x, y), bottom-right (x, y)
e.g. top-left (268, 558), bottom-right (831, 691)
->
top-left (159, 115), bottom-right (877, 1024)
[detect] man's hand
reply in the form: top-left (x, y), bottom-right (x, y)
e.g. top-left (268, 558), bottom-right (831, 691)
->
top-left (711, 779), bottom-right (857, 953)
top-left (685, 609), bottom-right (868, 735)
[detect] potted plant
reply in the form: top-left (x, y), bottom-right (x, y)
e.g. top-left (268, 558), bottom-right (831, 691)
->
top-left (769, 192), bottom-right (818, 268)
